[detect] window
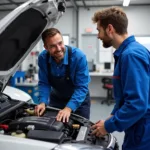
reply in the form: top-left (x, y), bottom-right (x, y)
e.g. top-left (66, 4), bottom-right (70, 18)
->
top-left (63, 35), bottom-right (69, 45)
top-left (135, 36), bottom-right (150, 51)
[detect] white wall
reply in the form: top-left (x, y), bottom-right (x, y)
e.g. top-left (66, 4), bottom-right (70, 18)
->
top-left (55, 8), bottom-right (77, 47)
top-left (78, 5), bottom-right (150, 48)
top-left (125, 6), bottom-right (150, 35)
top-left (1, 5), bottom-right (150, 48)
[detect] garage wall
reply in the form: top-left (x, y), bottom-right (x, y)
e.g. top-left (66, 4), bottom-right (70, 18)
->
top-left (78, 5), bottom-right (150, 48)
top-left (55, 8), bottom-right (77, 47)
top-left (1, 5), bottom-right (150, 49)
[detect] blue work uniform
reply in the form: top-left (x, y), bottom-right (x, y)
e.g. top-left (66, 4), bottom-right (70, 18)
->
top-left (38, 46), bottom-right (91, 119)
top-left (104, 36), bottom-right (150, 150)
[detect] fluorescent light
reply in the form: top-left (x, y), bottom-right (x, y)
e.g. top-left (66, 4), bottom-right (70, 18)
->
top-left (123, 0), bottom-right (130, 6)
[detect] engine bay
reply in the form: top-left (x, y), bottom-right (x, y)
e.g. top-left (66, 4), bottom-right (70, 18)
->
top-left (0, 95), bottom-right (118, 149)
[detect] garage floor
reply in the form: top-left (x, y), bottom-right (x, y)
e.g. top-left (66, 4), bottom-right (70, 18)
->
top-left (90, 98), bottom-right (124, 150)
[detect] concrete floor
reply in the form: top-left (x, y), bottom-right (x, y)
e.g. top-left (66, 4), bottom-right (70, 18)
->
top-left (90, 98), bottom-right (124, 150)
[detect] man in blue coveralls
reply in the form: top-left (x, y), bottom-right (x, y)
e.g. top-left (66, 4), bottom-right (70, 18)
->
top-left (35, 28), bottom-right (91, 122)
top-left (91, 7), bottom-right (150, 150)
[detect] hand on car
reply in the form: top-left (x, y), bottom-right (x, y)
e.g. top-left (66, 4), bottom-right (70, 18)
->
top-left (35, 103), bottom-right (46, 116)
top-left (91, 120), bottom-right (108, 137)
top-left (56, 107), bottom-right (72, 123)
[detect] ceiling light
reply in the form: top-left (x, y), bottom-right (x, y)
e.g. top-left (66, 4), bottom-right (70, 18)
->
top-left (123, 0), bottom-right (130, 6)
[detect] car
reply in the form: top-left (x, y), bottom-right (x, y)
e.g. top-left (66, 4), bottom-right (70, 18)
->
top-left (0, 0), bottom-right (119, 150)
top-left (3, 85), bottom-right (33, 103)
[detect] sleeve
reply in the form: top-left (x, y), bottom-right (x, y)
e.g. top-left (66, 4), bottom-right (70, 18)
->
top-left (111, 104), bottom-right (119, 115)
top-left (105, 52), bottom-right (149, 132)
top-left (66, 54), bottom-right (91, 111)
top-left (38, 54), bottom-right (51, 105)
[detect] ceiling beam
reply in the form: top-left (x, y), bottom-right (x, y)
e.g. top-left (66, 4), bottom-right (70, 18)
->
top-left (66, 3), bottom-right (150, 8)
top-left (70, 0), bottom-right (78, 11)
top-left (81, 0), bottom-right (89, 10)
top-left (81, 3), bottom-right (150, 7)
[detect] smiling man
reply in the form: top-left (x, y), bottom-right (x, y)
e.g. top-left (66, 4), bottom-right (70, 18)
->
top-left (35, 28), bottom-right (91, 122)
top-left (91, 7), bottom-right (150, 150)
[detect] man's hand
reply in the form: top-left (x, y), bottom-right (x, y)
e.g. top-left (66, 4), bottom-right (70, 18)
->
top-left (35, 103), bottom-right (46, 116)
top-left (106, 115), bottom-right (113, 121)
top-left (91, 120), bottom-right (108, 137)
top-left (56, 107), bottom-right (72, 123)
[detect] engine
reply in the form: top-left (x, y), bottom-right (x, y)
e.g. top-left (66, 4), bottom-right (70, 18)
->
top-left (0, 98), bottom-right (119, 150)
top-left (8, 115), bottom-right (72, 143)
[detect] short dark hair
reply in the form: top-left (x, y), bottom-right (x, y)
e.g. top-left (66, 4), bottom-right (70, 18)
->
top-left (92, 7), bottom-right (128, 35)
top-left (42, 28), bottom-right (61, 44)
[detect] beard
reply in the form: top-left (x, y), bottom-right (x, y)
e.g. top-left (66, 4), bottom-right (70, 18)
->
top-left (103, 39), bottom-right (112, 48)
top-left (102, 31), bottom-right (113, 48)
top-left (52, 48), bottom-right (66, 63)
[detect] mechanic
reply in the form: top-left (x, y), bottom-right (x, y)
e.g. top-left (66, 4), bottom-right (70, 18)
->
top-left (91, 6), bottom-right (150, 150)
top-left (35, 28), bottom-right (91, 122)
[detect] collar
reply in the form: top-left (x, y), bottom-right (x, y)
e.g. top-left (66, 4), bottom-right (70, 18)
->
top-left (48, 45), bottom-right (68, 65)
top-left (114, 35), bottom-right (136, 57)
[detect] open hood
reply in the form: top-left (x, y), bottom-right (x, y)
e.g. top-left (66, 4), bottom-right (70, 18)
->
top-left (0, 0), bottom-right (66, 92)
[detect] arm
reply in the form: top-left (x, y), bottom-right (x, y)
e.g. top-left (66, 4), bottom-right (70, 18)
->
top-left (56, 54), bottom-right (90, 122)
top-left (110, 104), bottom-right (119, 115)
top-left (66, 54), bottom-right (90, 112)
top-left (38, 54), bottom-right (51, 105)
top-left (105, 52), bottom-right (149, 132)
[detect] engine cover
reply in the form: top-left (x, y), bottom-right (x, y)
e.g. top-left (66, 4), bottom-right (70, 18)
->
top-left (9, 116), bottom-right (64, 131)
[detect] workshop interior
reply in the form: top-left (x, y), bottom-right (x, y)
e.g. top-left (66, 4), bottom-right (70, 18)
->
top-left (0, 0), bottom-right (150, 150)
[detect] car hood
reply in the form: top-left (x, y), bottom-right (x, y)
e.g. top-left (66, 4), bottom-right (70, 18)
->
top-left (0, 0), bottom-right (66, 92)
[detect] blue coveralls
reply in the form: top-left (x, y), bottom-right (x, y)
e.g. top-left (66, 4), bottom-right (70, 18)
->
top-left (38, 46), bottom-right (91, 119)
top-left (104, 36), bottom-right (150, 150)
